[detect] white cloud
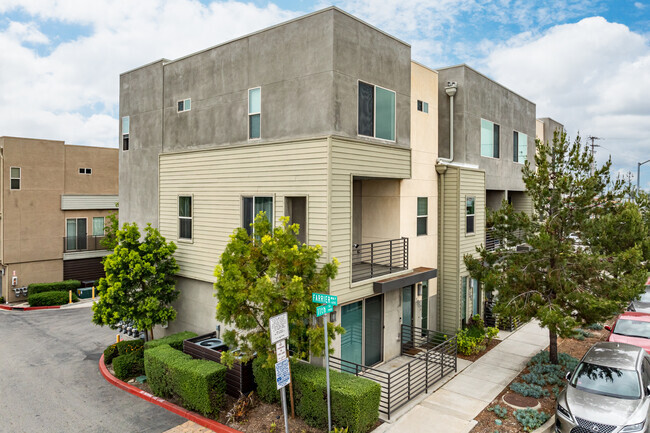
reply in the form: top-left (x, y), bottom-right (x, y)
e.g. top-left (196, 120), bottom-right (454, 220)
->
top-left (0, 0), bottom-right (297, 147)
top-left (635, 2), bottom-right (646, 9)
top-left (480, 17), bottom-right (650, 175)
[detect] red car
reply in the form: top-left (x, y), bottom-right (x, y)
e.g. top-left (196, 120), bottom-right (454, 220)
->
top-left (606, 311), bottom-right (650, 353)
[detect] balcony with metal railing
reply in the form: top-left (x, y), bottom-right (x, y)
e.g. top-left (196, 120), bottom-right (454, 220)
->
top-left (351, 237), bottom-right (408, 283)
top-left (63, 235), bottom-right (107, 253)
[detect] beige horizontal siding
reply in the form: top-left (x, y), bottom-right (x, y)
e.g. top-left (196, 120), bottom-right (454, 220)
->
top-left (159, 139), bottom-right (329, 282)
top-left (61, 195), bottom-right (119, 210)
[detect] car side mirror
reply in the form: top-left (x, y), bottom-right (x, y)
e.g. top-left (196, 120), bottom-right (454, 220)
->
top-left (605, 325), bottom-right (612, 332)
top-left (566, 371), bottom-right (572, 381)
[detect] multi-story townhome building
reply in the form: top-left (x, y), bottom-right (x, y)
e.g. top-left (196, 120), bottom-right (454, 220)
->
top-left (0, 136), bottom-right (118, 303)
top-left (537, 117), bottom-right (564, 145)
top-left (434, 65), bottom-right (538, 334)
top-left (119, 8), bottom-right (441, 368)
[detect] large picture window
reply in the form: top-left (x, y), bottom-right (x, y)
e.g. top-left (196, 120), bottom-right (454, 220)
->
top-left (466, 197), bottom-right (475, 234)
top-left (248, 88), bottom-right (261, 139)
top-left (513, 131), bottom-right (528, 163)
top-left (358, 81), bottom-right (395, 141)
top-left (178, 196), bottom-right (192, 240)
top-left (243, 196), bottom-right (273, 236)
top-left (480, 119), bottom-right (500, 158)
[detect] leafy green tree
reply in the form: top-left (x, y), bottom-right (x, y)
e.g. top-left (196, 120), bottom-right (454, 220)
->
top-left (214, 213), bottom-right (342, 367)
top-left (100, 206), bottom-right (120, 250)
top-left (92, 223), bottom-right (180, 340)
top-left (465, 132), bottom-right (646, 364)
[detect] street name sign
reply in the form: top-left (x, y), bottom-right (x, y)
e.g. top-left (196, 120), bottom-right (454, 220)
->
top-left (312, 293), bottom-right (337, 306)
top-left (270, 312), bottom-right (289, 344)
top-left (316, 304), bottom-right (334, 317)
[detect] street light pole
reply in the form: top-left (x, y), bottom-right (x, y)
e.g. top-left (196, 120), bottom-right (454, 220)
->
top-left (637, 159), bottom-right (650, 192)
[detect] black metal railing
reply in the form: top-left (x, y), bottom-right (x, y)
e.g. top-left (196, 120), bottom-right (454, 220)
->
top-left (351, 238), bottom-right (408, 282)
top-left (329, 325), bottom-right (457, 420)
top-left (485, 227), bottom-right (500, 251)
top-left (63, 235), bottom-right (106, 252)
top-left (484, 298), bottom-right (524, 331)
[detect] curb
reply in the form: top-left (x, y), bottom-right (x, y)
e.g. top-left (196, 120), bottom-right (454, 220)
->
top-left (0, 304), bottom-right (61, 311)
top-left (531, 415), bottom-right (555, 433)
top-left (99, 354), bottom-right (241, 433)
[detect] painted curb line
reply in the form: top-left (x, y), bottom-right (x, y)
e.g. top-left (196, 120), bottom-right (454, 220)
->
top-left (99, 354), bottom-right (241, 433)
top-left (531, 415), bottom-right (555, 433)
top-left (0, 304), bottom-right (61, 311)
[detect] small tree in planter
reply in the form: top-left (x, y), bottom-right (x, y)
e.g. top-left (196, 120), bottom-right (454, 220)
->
top-left (92, 223), bottom-right (180, 340)
top-left (214, 213), bottom-right (343, 368)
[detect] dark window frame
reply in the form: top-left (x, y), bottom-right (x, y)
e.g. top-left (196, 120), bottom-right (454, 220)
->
top-left (466, 196), bottom-right (475, 235)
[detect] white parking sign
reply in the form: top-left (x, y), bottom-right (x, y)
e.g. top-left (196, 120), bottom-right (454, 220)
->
top-left (270, 312), bottom-right (289, 344)
top-left (275, 358), bottom-right (291, 389)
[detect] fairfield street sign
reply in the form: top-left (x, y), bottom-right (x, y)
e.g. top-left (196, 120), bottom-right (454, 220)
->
top-left (316, 304), bottom-right (334, 317)
top-left (312, 293), bottom-right (337, 306)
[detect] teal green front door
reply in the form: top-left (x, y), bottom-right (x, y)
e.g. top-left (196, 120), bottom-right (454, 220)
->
top-left (341, 301), bottom-right (363, 366)
top-left (364, 295), bottom-right (382, 366)
top-left (402, 286), bottom-right (413, 344)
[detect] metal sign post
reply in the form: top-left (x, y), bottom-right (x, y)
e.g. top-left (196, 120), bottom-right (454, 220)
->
top-left (271, 313), bottom-right (292, 433)
top-left (275, 357), bottom-right (291, 433)
top-left (312, 293), bottom-right (337, 433)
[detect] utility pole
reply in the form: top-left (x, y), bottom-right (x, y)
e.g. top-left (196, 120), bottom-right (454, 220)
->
top-left (587, 136), bottom-right (601, 176)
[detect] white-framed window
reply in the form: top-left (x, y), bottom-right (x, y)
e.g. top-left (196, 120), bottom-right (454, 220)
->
top-left (242, 196), bottom-right (273, 236)
top-left (417, 100), bottom-right (429, 113)
top-left (417, 197), bottom-right (428, 236)
top-left (178, 195), bottom-right (193, 240)
top-left (358, 81), bottom-right (396, 141)
top-left (78, 168), bottom-right (92, 174)
top-left (93, 217), bottom-right (105, 236)
top-left (177, 98), bottom-right (191, 113)
top-left (248, 87), bottom-right (261, 140)
top-left (466, 197), bottom-right (475, 234)
top-left (122, 116), bottom-right (130, 151)
top-left (513, 130), bottom-right (528, 163)
top-left (66, 218), bottom-right (87, 250)
top-left (480, 119), bottom-right (500, 158)
top-left (10, 167), bottom-right (20, 190)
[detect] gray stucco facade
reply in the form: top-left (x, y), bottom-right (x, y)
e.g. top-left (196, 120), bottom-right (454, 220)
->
top-left (437, 65), bottom-right (536, 192)
top-left (119, 7), bottom-right (411, 229)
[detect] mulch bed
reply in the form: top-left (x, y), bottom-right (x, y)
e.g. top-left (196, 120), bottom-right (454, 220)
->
top-left (457, 337), bottom-right (502, 362)
top-left (470, 321), bottom-right (612, 433)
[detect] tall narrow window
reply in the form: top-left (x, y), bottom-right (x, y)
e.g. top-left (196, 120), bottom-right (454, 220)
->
top-left (66, 218), bottom-right (87, 251)
top-left (513, 131), bottom-right (528, 163)
top-left (285, 196), bottom-right (307, 244)
top-left (480, 119), bottom-right (499, 158)
top-left (179, 196), bottom-right (192, 240)
top-left (417, 197), bottom-right (428, 236)
top-left (177, 98), bottom-right (191, 112)
top-left (93, 217), bottom-right (105, 236)
top-left (461, 277), bottom-right (467, 324)
top-left (10, 167), bottom-right (20, 190)
top-left (122, 116), bottom-right (130, 151)
top-left (242, 196), bottom-right (273, 235)
top-left (248, 88), bottom-right (261, 139)
top-left (466, 197), bottom-right (475, 234)
top-left (358, 81), bottom-right (395, 141)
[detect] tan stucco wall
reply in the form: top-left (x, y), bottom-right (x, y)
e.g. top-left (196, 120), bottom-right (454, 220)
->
top-left (64, 145), bottom-right (118, 195)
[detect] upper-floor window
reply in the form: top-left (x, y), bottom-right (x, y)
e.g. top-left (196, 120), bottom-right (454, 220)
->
top-left (248, 88), bottom-right (261, 140)
top-left (79, 168), bottom-right (92, 174)
top-left (358, 81), bottom-right (395, 141)
top-left (513, 131), bottom-right (528, 163)
top-left (417, 100), bottom-right (429, 113)
top-left (243, 196), bottom-right (273, 236)
top-left (417, 197), bottom-right (428, 236)
top-left (66, 218), bottom-right (87, 250)
top-left (93, 217), bottom-right (105, 236)
top-left (466, 197), bottom-right (475, 234)
top-left (10, 167), bottom-right (20, 190)
top-left (285, 196), bottom-right (307, 245)
top-left (177, 98), bottom-right (191, 113)
top-left (122, 116), bottom-right (130, 151)
top-left (178, 196), bottom-right (193, 240)
top-left (480, 119), bottom-right (500, 158)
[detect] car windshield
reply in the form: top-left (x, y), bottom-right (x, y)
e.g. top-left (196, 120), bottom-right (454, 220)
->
top-left (613, 319), bottom-right (650, 339)
top-left (571, 361), bottom-right (640, 399)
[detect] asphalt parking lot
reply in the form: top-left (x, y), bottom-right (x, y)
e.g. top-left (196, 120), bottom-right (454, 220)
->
top-left (0, 306), bottom-right (186, 433)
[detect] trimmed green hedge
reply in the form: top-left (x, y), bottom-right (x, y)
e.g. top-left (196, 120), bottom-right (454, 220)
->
top-left (253, 358), bottom-right (380, 433)
top-left (28, 280), bottom-right (81, 295)
top-left (113, 351), bottom-right (145, 380)
top-left (144, 331), bottom-right (198, 351)
top-left (28, 291), bottom-right (78, 307)
top-left (145, 344), bottom-right (227, 416)
top-left (104, 339), bottom-right (145, 365)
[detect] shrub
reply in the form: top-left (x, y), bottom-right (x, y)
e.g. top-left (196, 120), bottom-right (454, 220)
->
top-left (113, 351), bottom-right (145, 380)
top-left (510, 382), bottom-right (549, 399)
top-left (104, 339), bottom-right (144, 365)
top-left (28, 280), bottom-right (81, 295)
top-left (252, 356), bottom-right (281, 404)
top-left (585, 323), bottom-right (604, 330)
top-left (488, 404), bottom-right (508, 419)
top-left (145, 344), bottom-right (227, 416)
top-left (0, 296), bottom-right (4, 304)
top-left (144, 331), bottom-right (198, 351)
top-left (28, 291), bottom-right (78, 307)
top-left (292, 361), bottom-right (380, 433)
top-left (456, 315), bottom-right (499, 355)
top-left (514, 408), bottom-right (550, 431)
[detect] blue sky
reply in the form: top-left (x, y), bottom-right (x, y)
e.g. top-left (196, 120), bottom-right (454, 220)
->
top-left (0, 0), bottom-right (648, 186)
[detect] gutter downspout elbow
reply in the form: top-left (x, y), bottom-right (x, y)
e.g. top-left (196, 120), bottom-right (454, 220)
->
top-left (437, 81), bottom-right (458, 166)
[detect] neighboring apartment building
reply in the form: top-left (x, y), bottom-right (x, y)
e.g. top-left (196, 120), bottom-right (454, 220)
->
top-left (537, 117), bottom-right (564, 145)
top-left (120, 8), bottom-right (441, 367)
top-left (435, 65), bottom-right (537, 334)
top-left (0, 137), bottom-right (118, 303)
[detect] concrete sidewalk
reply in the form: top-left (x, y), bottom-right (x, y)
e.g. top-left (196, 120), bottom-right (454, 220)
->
top-left (376, 321), bottom-right (549, 433)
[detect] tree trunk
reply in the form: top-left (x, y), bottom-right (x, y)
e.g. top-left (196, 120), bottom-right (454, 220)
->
top-left (549, 328), bottom-right (558, 364)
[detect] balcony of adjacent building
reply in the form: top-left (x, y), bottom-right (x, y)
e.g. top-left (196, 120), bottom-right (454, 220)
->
top-left (351, 178), bottom-right (408, 283)
top-left (485, 189), bottom-right (530, 252)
